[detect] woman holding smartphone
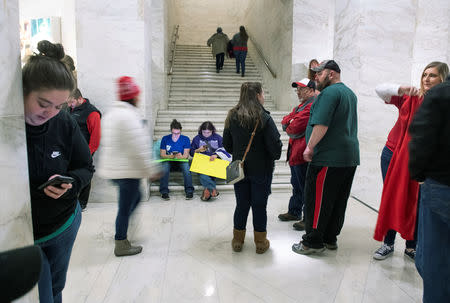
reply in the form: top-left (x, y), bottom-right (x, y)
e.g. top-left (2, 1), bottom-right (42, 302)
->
top-left (23, 40), bottom-right (94, 302)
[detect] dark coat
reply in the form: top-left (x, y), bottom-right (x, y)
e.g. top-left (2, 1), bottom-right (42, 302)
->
top-left (223, 109), bottom-right (282, 176)
top-left (409, 79), bottom-right (450, 186)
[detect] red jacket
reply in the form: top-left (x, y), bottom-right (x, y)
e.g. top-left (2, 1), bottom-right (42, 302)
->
top-left (281, 97), bottom-right (314, 166)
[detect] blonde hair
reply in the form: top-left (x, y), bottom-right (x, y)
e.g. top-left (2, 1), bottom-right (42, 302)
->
top-left (420, 61), bottom-right (449, 96)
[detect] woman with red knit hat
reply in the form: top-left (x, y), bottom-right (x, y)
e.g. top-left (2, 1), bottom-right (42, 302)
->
top-left (98, 76), bottom-right (160, 257)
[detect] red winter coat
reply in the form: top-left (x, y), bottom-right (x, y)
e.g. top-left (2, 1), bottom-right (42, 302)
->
top-left (281, 97), bottom-right (314, 166)
top-left (374, 95), bottom-right (422, 241)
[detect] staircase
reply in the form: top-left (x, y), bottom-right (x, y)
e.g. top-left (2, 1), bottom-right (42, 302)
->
top-left (150, 45), bottom-right (291, 195)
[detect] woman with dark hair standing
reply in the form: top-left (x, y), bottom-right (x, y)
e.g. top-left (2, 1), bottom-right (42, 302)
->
top-left (223, 82), bottom-right (282, 254)
top-left (308, 59), bottom-right (319, 81)
top-left (231, 25), bottom-right (249, 77)
top-left (23, 40), bottom-right (94, 302)
top-left (190, 121), bottom-right (224, 201)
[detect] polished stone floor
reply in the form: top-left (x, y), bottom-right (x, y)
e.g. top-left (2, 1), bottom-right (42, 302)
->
top-left (64, 192), bottom-right (422, 303)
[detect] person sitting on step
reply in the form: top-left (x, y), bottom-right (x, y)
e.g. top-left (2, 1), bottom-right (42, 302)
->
top-left (159, 119), bottom-right (194, 200)
top-left (190, 121), bottom-right (224, 201)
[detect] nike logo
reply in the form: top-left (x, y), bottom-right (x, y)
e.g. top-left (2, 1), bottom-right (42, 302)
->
top-left (51, 151), bottom-right (61, 158)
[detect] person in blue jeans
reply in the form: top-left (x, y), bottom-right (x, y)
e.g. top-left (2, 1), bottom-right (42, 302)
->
top-left (232, 26), bottom-right (248, 77)
top-left (23, 40), bottom-right (94, 303)
top-left (160, 119), bottom-right (194, 200)
top-left (409, 78), bottom-right (450, 303)
top-left (190, 121), bottom-right (224, 201)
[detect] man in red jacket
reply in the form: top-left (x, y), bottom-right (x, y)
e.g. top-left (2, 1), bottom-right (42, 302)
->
top-left (278, 78), bottom-right (316, 230)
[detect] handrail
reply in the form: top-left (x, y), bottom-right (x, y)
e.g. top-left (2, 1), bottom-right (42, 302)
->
top-left (168, 25), bottom-right (180, 75)
top-left (248, 34), bottom-right (277, 78)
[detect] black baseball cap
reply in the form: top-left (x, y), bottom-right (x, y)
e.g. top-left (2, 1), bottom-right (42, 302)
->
top-left (311, 60), bottom-right (341, 73)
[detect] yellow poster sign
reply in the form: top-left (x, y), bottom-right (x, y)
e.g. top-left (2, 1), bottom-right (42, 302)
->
top-left (189, 153), bottom-right (230, 179)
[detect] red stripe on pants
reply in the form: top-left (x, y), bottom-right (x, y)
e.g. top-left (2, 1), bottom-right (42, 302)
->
top-left (313, 167), bottom-right (328, 229)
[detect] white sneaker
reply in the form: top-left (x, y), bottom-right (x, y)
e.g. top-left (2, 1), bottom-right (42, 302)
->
top-left (373, 244), bottom-right (394, 260)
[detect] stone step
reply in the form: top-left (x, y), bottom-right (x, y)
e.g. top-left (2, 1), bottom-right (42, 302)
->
top-left (166, 104), bottom-right (276, 111)
top-left (156, 110), bottom-right (287, 117)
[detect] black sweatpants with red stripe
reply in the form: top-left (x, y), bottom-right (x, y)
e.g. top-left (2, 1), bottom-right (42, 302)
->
top-left (301, 164), bottom-right (357, 249)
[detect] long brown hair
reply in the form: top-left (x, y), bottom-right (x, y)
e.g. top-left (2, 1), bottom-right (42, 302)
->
top-left (225, 82), bottom-right (263, 129)
top-left (419, 61), bottom-right (449, 96)
top-left (308, 59), bottom-right (319, 80)
top-left (239, 25), bottom-right (248, 42)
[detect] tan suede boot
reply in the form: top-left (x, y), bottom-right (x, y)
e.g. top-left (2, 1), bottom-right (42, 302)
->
top-left (254, 231), bottom-right (270, 254)
top-left (114, 239), bottom-right (143, 257)
top-left (231, 228), bottom-right (246, 252)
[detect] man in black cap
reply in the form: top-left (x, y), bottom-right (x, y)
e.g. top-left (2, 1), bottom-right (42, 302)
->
top-left (292, 60), bottom-right (360, 255)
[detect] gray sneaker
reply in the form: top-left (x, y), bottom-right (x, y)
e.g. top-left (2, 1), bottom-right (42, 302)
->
top-left (292, 241), bottom-right (325, 255)
top-left (373, 244), bottom-right (394, 260)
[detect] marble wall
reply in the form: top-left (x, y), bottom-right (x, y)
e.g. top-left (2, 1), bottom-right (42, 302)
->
top-left (0, 0), bottom-right (38, 301)
top-left (172, 0), bottom-right (250, 45)
top-left (75, 0), bottom-right (151, 203)
top-left (244, 0), bottom-right (294, 110)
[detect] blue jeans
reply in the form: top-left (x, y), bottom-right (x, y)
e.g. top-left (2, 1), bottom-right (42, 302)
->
top-left (233, 174), bottom-right (272, 232)
top-left (288, 163), bottom-right (308, 218)
top-left (234, 50), bottom-right (247, 75)
top-left (415, 178), bottom-right (450, 303)
top-left (38, 203), bottom-right (82, 303)
top-left (112, 179), bottom-right (141, 240)
top-left (159, 161), bottom-right (194, 195)
top-left (199, 174), bottom-right (216, 190)
top-left (380, 145), bottom-right (417, 248)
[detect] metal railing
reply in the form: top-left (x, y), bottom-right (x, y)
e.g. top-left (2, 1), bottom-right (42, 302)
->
top-left (168, 25), bottom-right (180, 75)
top-left (248, 35), bottom-right (277, 78)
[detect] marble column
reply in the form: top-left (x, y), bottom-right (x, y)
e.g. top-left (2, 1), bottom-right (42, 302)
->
top-left (244, 0), bottom-right (293, 110)
top-left (75, 0), bottom-right (153, 203)
top-left (334, 0), bottom-right (418, 209)
top-left (0, 0), bottom-right (38, 301)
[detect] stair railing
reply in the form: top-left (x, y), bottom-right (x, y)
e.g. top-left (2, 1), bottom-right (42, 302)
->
top-left (248, 34), bottom-right (277, 78)
top-left (168, 25), bottom-right (180, 75)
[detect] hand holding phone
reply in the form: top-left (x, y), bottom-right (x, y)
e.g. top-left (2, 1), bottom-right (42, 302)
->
top-left (38, 175), bottom-right (75, 190)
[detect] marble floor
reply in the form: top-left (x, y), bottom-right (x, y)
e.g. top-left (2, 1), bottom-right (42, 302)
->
top-left (64, 192), bottom-right (422, 303)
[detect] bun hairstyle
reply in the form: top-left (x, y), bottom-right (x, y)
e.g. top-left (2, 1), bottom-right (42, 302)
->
top-left (22, 40), bottom-right (75, 96)
top-left (170, 119), bottom-right (182, 131)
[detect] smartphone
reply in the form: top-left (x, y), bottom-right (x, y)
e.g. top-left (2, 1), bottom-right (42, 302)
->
top-left (38, 175), bottom-right (75, 190)
top-left (172, 151), bottom-right (179, 155)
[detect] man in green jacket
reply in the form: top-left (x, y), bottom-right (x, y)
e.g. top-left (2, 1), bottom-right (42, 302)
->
top-left (207, 27), bottom-right (229, 73)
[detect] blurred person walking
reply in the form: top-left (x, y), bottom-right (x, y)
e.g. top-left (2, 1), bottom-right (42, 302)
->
top-left (97, 76), bottom-right (160, 257)
top-left (231, 26), bottom-right (248, 77)
top-left (23, 40), bottom-right (94, 302)
top-left (207, 27), bottom-right (229, 73)
top-left (67, 88), bottom-right (101, 210)
top-left (292, 60), bottom-right (360, 255)
top-left (373, 62), bottom-right (449, 261)
top-left (223, 82), bottom-right (282, 254)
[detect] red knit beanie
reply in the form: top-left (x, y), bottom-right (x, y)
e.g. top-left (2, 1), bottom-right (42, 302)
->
top-left (117, 76), bottom-right (140, 101)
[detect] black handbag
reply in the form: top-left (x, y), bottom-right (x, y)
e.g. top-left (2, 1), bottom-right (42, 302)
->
top-left (226, 121), bottom-right (259, 184)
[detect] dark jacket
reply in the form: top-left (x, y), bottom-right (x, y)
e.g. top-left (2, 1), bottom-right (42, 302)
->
top-left (409, 79), bottom-right (450, 186)
top-left (190, 133), bottom-right (223, 157)
top-left (231, 33), bottom-right (248, 51)
top-left (223, 109), bottom-right (282, 176)
top-left (69, 98), bottom-right (101, 145)
top-left (26, 110), bottom-right (94, 239)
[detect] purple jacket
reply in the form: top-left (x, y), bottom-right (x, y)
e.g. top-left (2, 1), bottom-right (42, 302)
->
top-left (190, 133), bottom-right (223, 157)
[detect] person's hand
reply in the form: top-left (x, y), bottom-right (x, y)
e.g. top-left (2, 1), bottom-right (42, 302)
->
top-left (174, 153), bottom-right (183, 159)
top-left (150, 171), bottom-right (163, 181)
top-left (210, 155), bottom-right (217, 161)
top-left (43, 174), bottom-right (72, 199)
top-left (398, 86), bottom-right (419, 96)
top-left (196, 145), bottom-right (207, 153)
top-left (303, 146), bottom-right (314, 162)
